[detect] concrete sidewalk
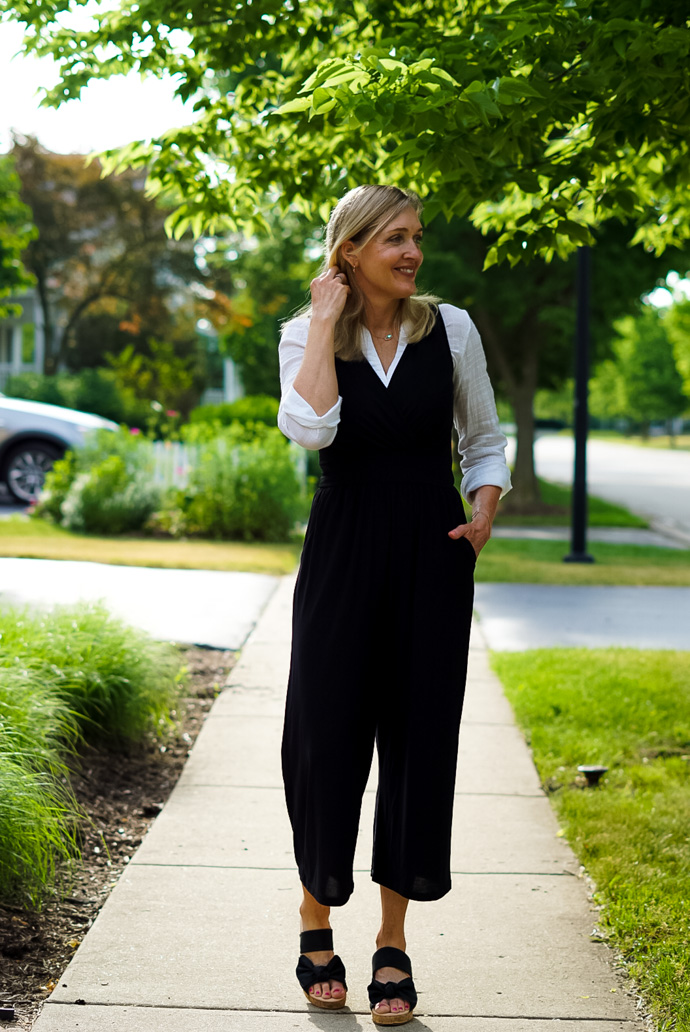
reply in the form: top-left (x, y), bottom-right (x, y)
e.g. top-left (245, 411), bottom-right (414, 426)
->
top-left (33, 576), bottom-right (643, 1032)
top-left (0, 557), bottom-right (278, 649)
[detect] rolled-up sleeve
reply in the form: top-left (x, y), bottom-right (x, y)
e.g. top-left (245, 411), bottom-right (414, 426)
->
top-left (277, 318), bottom-right (342, 450)
top-left (440, 304), bottom-right (512, 503)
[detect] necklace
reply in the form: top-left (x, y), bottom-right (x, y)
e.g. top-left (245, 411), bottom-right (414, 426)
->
top-left (370, 326), bottom-right (398, 341)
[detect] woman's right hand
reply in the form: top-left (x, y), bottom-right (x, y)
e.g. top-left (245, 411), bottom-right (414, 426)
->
top-left (310, 267), bottom-right (351, 324)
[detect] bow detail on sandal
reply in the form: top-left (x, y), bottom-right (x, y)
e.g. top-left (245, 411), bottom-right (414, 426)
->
top-left (367, 946), bottom-right (417, 1026)
top-left (296, 929), bottom-right (347, 1010)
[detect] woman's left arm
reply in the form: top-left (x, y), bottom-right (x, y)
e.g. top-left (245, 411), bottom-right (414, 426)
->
top-left (448, 484), bottom-right (501, 555)
top-left (441, 305), bottom-right (512, 557)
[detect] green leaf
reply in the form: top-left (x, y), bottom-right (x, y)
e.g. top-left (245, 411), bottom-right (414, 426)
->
top-left (430, 66), bottom-right (459, 86)
top-left (615, 189), bottom-right (638, 215)
top-left (514, 170), bottom-right (541, 192)
top-left (300, 59), bottom-right (349, 94)
top-left (559, 219), bottom-right (594, 245)
top-left (497, 77), bottom-right (544, 102)
top-left (274, 96), bottom-right (312, 115)
top-left (377, 57), bottom-right (406, 73)
top-left (311, 87), bottom-right (337, 114)
top-left (464, 88), bottom-right (501, 121)
top-left (319, 68), bottom-right (365, 89)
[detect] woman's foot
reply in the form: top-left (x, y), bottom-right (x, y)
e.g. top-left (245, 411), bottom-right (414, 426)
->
top-left (299, 899), bottom-right (346, 1004)
top-left (372, 935), bottom-right (411, 1018)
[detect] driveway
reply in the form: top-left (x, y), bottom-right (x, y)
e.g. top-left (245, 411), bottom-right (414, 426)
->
top-left (0, 487), bottom-right (27, 518)
top-left (474, 583), bottom-right (690, 651)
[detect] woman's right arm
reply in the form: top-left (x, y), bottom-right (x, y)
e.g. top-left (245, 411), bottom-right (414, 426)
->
top-left (291, 314), bottom-right (340, 416)
top-left (277, 268), bottom-right (350, 450)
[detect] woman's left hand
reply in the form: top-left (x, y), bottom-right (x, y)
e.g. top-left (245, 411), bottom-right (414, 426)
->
top-left (448, 513), bottom-right (492, 558)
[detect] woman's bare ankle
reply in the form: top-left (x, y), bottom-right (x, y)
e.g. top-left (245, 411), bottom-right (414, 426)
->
top-left (375, 927), bottom-right (406, 952)
top-left (299, 893), bottom-right (331, 932)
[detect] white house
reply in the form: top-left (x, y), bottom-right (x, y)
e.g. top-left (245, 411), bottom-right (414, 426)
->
top-left (0, 288), bottom-right (44, 391)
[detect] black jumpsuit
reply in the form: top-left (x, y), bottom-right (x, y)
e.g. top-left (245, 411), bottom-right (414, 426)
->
top-left (281, 312), bottom-right (476, 907)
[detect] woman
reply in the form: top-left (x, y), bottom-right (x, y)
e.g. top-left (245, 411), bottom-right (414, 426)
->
top-left (278, 184), bottom-right (511, 1026)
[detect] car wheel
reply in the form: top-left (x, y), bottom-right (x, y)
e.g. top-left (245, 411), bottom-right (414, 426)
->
top-left (2, 441), bottom-right (63, 504)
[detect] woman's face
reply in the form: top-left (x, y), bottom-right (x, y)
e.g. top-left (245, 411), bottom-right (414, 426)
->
top-left (346, 205), bottom-right (424, 307)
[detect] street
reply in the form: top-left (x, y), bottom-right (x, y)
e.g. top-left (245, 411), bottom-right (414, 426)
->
top-left (506, 434), bottom-right (690, 538)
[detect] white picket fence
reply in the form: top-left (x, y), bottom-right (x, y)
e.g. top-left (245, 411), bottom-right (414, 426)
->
top-left (150, 441), bottom-right (199, 489)
top-left (149, 439), bottom-right (308, 491)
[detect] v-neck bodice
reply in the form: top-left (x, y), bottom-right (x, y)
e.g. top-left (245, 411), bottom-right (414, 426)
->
top-left (318, 312), bottom-right (454, 488)
top-left (361, 325), bottom-right (409, 384)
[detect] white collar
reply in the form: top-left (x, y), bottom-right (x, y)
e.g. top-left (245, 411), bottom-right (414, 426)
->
top-left (361, 324), bottom-right (409, 387)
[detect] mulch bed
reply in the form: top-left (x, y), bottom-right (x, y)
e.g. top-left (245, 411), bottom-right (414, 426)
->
top-left (0, 646), bottom-right (236, 1031)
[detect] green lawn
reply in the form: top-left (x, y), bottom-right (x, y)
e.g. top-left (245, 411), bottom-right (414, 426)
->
top-left (491, 478), bottom-right (648, 528)
top-left (492, 649), bottom-right (690, 1032)
top-left (476, 538), bottom-right (690, 586)
top-left (0, 516), bottom-right (300, 575)
top-left (2, 515), bottom-right (686, 584)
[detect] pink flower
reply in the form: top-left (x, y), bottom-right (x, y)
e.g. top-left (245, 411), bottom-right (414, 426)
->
top-left (130, 427), bottom-right (141, 435)
top-left (166, 410), bottom-right (179, 418)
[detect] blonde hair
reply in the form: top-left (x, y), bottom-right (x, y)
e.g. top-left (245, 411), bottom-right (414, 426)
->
top-left (292, 185), bottom-right (440, 361)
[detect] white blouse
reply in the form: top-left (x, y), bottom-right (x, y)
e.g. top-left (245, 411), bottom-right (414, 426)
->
top-left (277, 303), bottom-right (512, 503)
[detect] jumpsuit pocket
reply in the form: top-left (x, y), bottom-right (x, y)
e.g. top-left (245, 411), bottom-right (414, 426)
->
top-left (457, 534), bottom-right (478, 568)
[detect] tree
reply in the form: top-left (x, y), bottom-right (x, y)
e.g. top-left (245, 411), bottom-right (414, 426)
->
top-left (589, 305), bottom-right (687, 433)
top-left (666, 299), bottom-right (690, 400)
top-left (199, 213), bottom-right (321, 397)
top-left (420, 217), bottom-right (684, 502)
top-left (0, 152), bottom-right (36, 317)
top-left (4, 0), bottom-right (689, 263)
top-left (7, 0), bottom-right (688, 500)
top-left (10, 134), bottom-right (212, 375)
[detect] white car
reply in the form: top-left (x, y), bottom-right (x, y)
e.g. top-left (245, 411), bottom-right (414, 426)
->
top-left (0, 393), bottom-right (118, 503)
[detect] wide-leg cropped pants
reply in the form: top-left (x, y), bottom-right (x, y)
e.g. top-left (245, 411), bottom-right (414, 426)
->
top-left (281, 474), bottom-right (476, 907)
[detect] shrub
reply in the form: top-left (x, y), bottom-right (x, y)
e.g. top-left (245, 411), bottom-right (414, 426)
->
top-left (34, 428), bottom-right (160, 534)
top-left (189, 394), bottom-right (279, 429)
top-left (149, 424), bottom-right (304, 541)
top-left (3, 371), bottom-right (64, 406)
top-left (0, 752), bottom-right (81, 907)
top-left (0, 667), bottom-right (81, 906)
top-left (33, 450), bottom-right (79, 523)
top-left (0, 603), bottom-right (182, 747)
top-left (60, 454), bottom-right (162, 535)
top-left (0, 602), bottom-right (183, 904)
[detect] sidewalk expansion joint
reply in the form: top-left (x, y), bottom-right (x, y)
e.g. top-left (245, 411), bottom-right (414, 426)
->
top-left (127, 862), bottom-right (573, 877)
top-left (460, 721), bottom-right (517, 727)
top-left (175, 784), bottom-right (545, 798)
top-left (44, 1001), bottom-right (636, 1022)
top-left (454, 791), bottom-right (545, 797)
top-left (206, 713), bottom-right (280, 719)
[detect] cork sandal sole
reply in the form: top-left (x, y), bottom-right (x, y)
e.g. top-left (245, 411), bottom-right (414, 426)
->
top-left (371, 1006), bottom-right (415, 1025)
top-left (303, 989), bottom-right (347, 1010)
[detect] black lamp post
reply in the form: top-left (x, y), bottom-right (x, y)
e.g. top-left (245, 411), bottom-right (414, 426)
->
top-left (564, 245), bottom-right (595, 564)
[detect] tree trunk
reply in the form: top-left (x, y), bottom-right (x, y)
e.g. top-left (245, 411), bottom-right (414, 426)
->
top-left (509, 384), bottom-right (540, 503)
top-left (36, 274), bottom-right (57, 376)
top-left (666, 418), bottom-right (676, 447)
top-left (474, 307), bottom-right (543, 510)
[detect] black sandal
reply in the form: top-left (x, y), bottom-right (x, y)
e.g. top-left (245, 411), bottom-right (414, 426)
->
top-left (296, 929), bottom-right (348, 1010)
top-left (367, 946), bottom-right (417, 1026)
